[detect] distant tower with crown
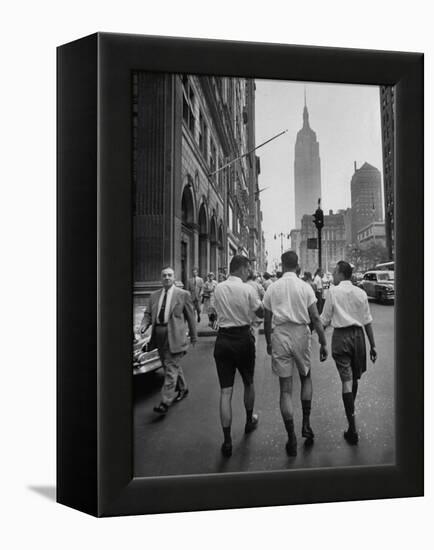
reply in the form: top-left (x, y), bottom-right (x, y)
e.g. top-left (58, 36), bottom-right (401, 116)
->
top-left (294, 91), bottom-right (322, 228)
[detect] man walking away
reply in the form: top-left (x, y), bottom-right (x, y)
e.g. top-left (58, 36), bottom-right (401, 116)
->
top-left (263, 251), bottom-right (328, 457)
top-left (141, 267), bottom-right (197, 415)
top-left (213, 255), bottom-right (264, 458)
top-left (321, 261), bottom-right (377, 444)
top-left (186, 267), bottom-right (204, 323)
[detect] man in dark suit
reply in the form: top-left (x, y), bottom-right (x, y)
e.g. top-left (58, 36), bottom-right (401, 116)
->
top-left (186, 267), bottom-right (204, 323)
top-left (141, 266), bottom-right (197, 414)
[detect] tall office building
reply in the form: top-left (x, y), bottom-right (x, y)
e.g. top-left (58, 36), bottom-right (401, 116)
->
top-left (294, 95), bottom-right (321, 228)
top-left (350, 161), bottom-right (383, 244)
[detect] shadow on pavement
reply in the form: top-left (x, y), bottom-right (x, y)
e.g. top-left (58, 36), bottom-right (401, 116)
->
top-left (28, 486), bottom-right (56, 502)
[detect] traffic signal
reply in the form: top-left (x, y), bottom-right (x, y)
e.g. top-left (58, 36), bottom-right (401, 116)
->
top-left (312, 207), bottom-right (324, 230)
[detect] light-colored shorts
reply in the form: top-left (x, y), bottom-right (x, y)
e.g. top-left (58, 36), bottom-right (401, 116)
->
top-left (271, 322), bottom-right (311, 378)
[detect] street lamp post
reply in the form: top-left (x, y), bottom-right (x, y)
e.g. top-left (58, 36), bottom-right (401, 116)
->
top-left (274, 232), bottom-right (290, 256)
top-left (312, 198), bottom-right (324, 271)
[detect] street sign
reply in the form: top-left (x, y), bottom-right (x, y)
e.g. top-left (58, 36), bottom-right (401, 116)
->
top-left (307, 237), bottom-right (318, 249)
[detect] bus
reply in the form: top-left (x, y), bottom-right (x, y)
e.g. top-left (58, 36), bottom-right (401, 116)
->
top-left (375, 261), bottom-right (394, 271)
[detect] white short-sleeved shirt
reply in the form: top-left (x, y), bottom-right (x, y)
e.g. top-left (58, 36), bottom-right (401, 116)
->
top-left (263, 272), bottom-right (316, 326)
top-left (320, 280), bottom-right (373, 328)
top-left (214, 275), bottom-right (262, 327)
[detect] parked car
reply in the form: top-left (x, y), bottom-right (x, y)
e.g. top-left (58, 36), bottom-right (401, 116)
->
top-left (359, 270), bottom-right (394, 303)
top-left (133, 326), bottom-right (162, 375)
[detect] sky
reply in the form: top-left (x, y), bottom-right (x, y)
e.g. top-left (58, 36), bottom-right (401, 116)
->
top-left (254, 80), bottom-right (383, 269)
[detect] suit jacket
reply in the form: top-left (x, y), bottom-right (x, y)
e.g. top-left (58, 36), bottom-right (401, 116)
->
top-left (186, 276), bottom-right (204, 300)
top-left (142, 286), bottom-right (197, 354)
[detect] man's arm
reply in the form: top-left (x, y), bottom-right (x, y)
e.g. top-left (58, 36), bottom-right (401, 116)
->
top-left (254, 303), bottom-right (264, 319)
top-left (364, 322), bottom-right (377, 362)
top-left (248, 285), bottom-right (264, 318)
top-left (319, 293), bottom-right (333, 328)
top-left (308, 303), bottom-right (328, 361)
top-left (183, 293), bottom-right (197, 345)
top-left (264, 308), bottom-right (273, 355)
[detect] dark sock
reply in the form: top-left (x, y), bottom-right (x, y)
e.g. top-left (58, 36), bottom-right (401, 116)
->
top-left (223, 427), bottom-right (231, 444)
top-left (302, 400), bottom-right (311, 424)
top-left (352, 380), bottom-right (358, 401)
top-left (246, 409), bottom-right (253, 423)
top-left (284, 418), bottom-right (295, 437)
top-left (342, 392), bottom-right (356, 433)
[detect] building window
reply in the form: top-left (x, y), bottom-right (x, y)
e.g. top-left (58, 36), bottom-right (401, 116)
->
top-left (210, 139), bottom-right (217, 174)
top-left (218, 155), bottom-right (223, 193)
top-left (228, 204), bottom-right (234, 232)
top-left (198, 112), bottom-right (208, 158)
top-left (182, 76), bottom-right (196, 137)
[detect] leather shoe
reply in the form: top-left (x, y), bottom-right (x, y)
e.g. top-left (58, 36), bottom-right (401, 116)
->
top-left (221, 442), bottom-right (232, 458)
top-left (302, 424), bottom-right (315, 440)
top-left (285, 433), bottom-right (297, 457)
top-left (344, 429), bottom-right (359, 445)
top-left (175, 388), bottom-right (189, 402)
top-left (153, 403), bottom-right (169, 414)
top-left (245, 413), bottom-right (259, 434)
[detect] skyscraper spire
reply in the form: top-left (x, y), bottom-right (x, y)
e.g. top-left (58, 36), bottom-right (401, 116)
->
top-left (303, 87), bottom-right (309, 128)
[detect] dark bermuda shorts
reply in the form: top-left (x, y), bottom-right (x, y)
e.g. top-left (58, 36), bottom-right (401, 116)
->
top-left (213, 325), bottom-right (255, 388)
top-left (332, 326), bottom-right (367, 382)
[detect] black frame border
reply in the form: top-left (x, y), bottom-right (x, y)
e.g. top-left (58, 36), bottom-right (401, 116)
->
top-left (57, 32), bottom-right (424, 517)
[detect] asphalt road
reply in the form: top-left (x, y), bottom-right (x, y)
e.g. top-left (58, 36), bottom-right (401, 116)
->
top-left (134, 302), bottom-right (395, 477)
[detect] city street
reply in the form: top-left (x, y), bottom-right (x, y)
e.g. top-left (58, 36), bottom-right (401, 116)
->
top-left (134, 302), bottom-right (395, 477)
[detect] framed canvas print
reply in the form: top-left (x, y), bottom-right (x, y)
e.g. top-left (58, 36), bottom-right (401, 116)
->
top-left (57, 33), bottom-right (423, 517)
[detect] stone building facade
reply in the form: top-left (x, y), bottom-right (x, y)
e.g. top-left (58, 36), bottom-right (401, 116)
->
top-left (133, 72), bottom-right (265, 305)
top-left (357, 221), bottom-right (386, 248)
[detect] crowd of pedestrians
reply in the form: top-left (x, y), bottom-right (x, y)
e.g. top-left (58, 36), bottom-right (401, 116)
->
top-left (140, 252), bottom-right (377, 458)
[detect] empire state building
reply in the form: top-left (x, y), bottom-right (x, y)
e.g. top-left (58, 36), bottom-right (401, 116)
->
top-left (294, 97), bottom-right (321, 228)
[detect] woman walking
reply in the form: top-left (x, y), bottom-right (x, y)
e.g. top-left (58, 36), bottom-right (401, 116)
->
top-left (202, 272), bottom-right (218, 328)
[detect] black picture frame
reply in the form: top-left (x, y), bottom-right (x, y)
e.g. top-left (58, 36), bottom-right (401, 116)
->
top-left (57, 32), bottom-right (424, 517)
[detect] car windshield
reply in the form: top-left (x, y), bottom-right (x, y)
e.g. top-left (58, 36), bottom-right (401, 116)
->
top-left (377, 272), bottom-right (394, 281)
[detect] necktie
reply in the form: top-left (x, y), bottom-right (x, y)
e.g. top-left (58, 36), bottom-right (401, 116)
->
top-left (158, 289), bottom-right (168, 324)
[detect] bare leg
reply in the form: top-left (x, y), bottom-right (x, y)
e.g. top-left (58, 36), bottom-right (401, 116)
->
top-left (220, 386), bottom-right (233, 428)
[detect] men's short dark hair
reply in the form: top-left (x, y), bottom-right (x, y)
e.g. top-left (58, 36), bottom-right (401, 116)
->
top-left (263, 272), bottom-right (271, 280)
top-left (229, 255), bottom-right (250, 273)
top-left (336, 260), bottom-right (353, 280)
top-left (281, 250), bottom-right (298, 270)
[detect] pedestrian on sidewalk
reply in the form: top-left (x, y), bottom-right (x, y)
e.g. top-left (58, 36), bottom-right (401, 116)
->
top-left (186, 267), bottom-right (204, 323)
top-left (202, 272), bottom-right (218, 328)
top-left (262, 272), bottom-right (273, 291)
top-left (213, 255), bottom-right (264, 458)
top-left (140, 266), bottom-right (197, 415)
top-left (320, 260), bottom-right (377, 445)
top-left (263, 251), bottom-right (328, 457)
top-left (313, 268), bottom-right (324, 314)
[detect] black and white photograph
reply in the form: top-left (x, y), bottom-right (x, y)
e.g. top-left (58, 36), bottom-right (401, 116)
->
top-left (132, 74), bottom-right (396, 477)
